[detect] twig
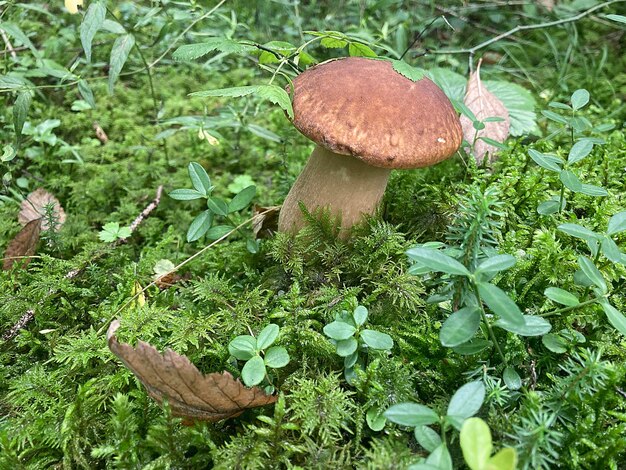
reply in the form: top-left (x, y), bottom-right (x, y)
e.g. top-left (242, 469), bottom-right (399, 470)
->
top-left (1, 309), bottom-right (34, 342)
top-left (0, 25), bottom-right (17, 59)
top-left (432, 0), bottom-right (625, 57)
top-left (128, 185), bottom-right (163, 234)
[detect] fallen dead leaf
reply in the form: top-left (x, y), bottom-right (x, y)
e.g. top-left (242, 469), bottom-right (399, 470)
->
top-left (107, 320), bottom-right (278, 423)
top-left (3, 219), bottom-right (42, 270)
top-left (252, 205), bottom-right (281, 239)
top-left (460, 60), bottom-right (510, 165)
top-left (18, 188), bottom-right (66, 231)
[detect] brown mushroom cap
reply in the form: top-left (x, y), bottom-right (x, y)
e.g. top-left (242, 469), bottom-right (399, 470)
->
top-left (289, 57), bottom-right (463, 169)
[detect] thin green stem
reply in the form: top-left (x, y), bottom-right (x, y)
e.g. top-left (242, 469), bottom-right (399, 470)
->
top-left (540, 297), bottom-right (602, 318)
top-left (473, 283), bottom-right (508, 365)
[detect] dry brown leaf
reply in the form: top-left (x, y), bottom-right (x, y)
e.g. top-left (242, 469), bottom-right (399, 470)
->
top-left (460, 61), bottom-right (510, 165)
top-left (252, 205), bottom-right (281, 239)
top-left (18, 188), bottom-right (66, 231)
top-left (93, 121), bottom-right (109, 144)
top-left (107, 320), bottom-right (278, 423)
top-left (3, 219), bottom-right (41, 270)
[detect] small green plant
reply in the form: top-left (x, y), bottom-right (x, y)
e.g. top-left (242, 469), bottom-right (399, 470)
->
top-left (460, 417), bottom-right (518, 470)
top-left (169, 162), bottom-right (256, 244)
top-left (385, 381), bottom-right (486, 468)
top-left (531, 88), bottom-right (613, 215)
top-left (228, 324), bottom-right (290, 388)
top-left (98, 222), bottom-right (131, 242)
top-left (323, 305), bottom-right (393, 384)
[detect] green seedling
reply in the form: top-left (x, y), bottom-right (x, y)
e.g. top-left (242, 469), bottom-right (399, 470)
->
top-left (228, 324), bottom-right (290, 388)
top-left (323, 305), bottom-right (393, 385)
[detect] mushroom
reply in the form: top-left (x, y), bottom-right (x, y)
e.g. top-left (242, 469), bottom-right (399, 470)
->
top-left (278, 57), bottom-right (462, 237)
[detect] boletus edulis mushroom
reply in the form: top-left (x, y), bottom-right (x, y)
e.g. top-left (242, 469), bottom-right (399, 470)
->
top-left (278, 57), bottom-right (462, 237)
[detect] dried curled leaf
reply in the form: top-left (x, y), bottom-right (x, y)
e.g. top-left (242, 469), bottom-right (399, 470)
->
top-left (107, 320), bottom-right (278, 423)
top-left (3, 219), bottom-right (41, 270)
top-left (252, 205), bottom-right (281, 239)
top-left (18, 188), bottom-right (66, 231)
top-left (460, 61), bottom-right (510, 165)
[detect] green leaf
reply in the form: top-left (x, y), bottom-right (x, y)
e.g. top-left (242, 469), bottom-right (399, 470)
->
top-left (256, 85), bottom-right (294, 119)
top-left (503, 367), bottom-right (522, 390)
top-left (186, 210), bottom-right (213, 242)
top-left (475, 255), bottom-right (516, 274)
top-left (336, 337), bottom-right (358, 356)
top-left (601, 302), bottom-right (626, 336)
top-left (447, 381), bottom-right (485, 419)
top-left (542, 109), bottom-right (568, 124)
top-left (344, 351), bottom-right (358, 369)
top-left (537, 199), bottom-right (562, 215)
top-left (207, 197), bottom-right (229, 216)
top-left (80, 1), bottom-right (106, 63)
top-left (242, 355), bottom-right (266, 386)
top-left (78, 80), bottom-right (96, 109)
top-left (568, 139), bottom-right (593, 164)
top-left (488, 448), bottom-right (518, 470)
top-left (188, 162), bottom-right (212, 196)
top-left (13, 92), bottom-right (31, 143)
top-left (578, 256), bottom-right (607, 293)
top-left (348, 42), bottom-right (377, 57)
top-left (191, 85), bottom-right (294, 119)
top-left (360, 329), bottom-right (393, 350)
top-left (570, 89), bottom-right (590, 110)
top-left (169, 189), bottom-right (204, 201)
top-left (406, 248), bottom-right (471, 276)
top-left (390, 60), bottom-right (426, 82)
top-left (0, 22), bottom-right (40, 59)
top-left (323, 321), bottom-right (356, 341)
top-left (452, 338), bottom-right (492, 355)
top-left (426, 444), bottom-right (453, 470)
top-left (172, 38), bottom-right (251, 61)
top-left (484, 80), bottom-right (539, 136)
top-left (549, 101), bottom-right (571, 110)
top-left (366, 407), bottom-right (387, 431)
top-left (414, 426), bottom-right (442, 453)
top-left (528, 149), bottom-right (562, 172)
top-left (607, 211), bottom-right (626, 235)
top-left (229, 185), bottom-right (256, 212)
top-left (256, 324), bottom-right (279, 350)
top-left (495, 315), bottom-right (551, 336)
top-left (429, 67), bottom-right (466, 102)
top-left (578, 184), bottom-right (608, 197)
top-left (557, 223), bottom-right (598, 243)
top-left (460, 417), bottom-right (492, 470)
top-left (560, 170), bottom-right (583, 192)
top-left (601, 237), bottom-right (622, 263)
top-left (384, 403), bottom-right (439, 427)
top-left (353, 306), bottom-right (368, 326)
top-left (205, 225), bottom-right (233, 240)
top-left (228, 335), bottom-right (257, 360)
top-left (439, 307), bottom-right (481, 347)
top-left (108, 34), bottom-right (135, 94)
top-left (544, 287), bottom-right (580, 307)
top-left (542, 333), bottom-right (567, 353)
top-left (606, 14), bottom-right (626, 24)
top-left (264, 346), bottom-right (289, 368)
top-left (477, 282), bottom-right (525, 326)
top-left (320, 36), bottom-right (348, 48)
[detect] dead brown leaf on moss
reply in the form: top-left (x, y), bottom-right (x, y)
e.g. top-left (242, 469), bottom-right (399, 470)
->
top-left (3, 219), bottom-right (42, 270)
top-left (107, 320), bottom-right (278, 423)
top-left (18, 188), bottom-right (66, 231)
top-left (460, 60), bottom-right (510, 166)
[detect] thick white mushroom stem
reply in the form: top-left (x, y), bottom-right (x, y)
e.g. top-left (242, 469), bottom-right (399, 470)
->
top-left (278, 145), bottom-right (391, 236)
